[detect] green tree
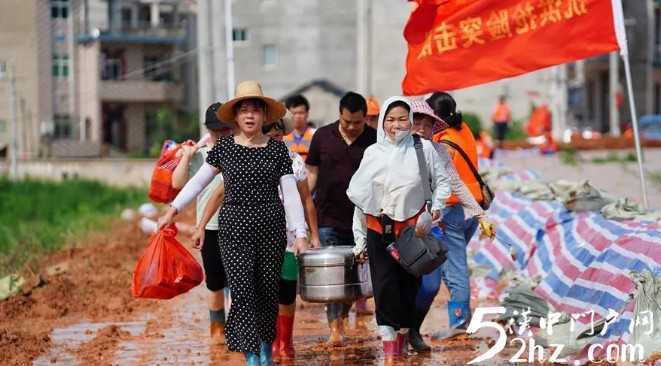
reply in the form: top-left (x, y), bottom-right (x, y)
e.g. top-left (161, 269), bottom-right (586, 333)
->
top-left (145, 108), bottom-right (200, 157)
top-left (462, 112), bottom-right (482, 137)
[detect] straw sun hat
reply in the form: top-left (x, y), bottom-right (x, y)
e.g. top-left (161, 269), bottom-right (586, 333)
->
top-left (217, 81), bottom-right (286, 124)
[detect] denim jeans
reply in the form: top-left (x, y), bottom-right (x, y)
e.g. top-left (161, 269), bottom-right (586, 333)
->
top-left (318, 226), bottom-right (355, 322)
top-left (318, 226), bottom-right (355, 247)
top-left (415, 205), bottom-right (478, 311)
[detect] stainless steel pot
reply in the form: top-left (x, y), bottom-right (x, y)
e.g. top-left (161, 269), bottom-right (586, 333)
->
top-left (298, 246), bottom-right (373, 303)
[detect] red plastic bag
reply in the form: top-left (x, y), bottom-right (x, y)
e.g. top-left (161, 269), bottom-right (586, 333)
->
top-left (131, 224), bottom-right (203, 299)
top-left (148, 140), bottom-right (195, 203)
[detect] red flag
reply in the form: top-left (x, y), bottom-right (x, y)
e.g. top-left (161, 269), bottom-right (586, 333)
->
top-left (402, 0), bottom-right (621, 95)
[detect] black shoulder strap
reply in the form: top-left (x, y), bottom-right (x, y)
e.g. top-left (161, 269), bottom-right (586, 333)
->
top-left (438, 139), bottom-right (487, 188)
top-left (412, 135), bottom-right (432, 210)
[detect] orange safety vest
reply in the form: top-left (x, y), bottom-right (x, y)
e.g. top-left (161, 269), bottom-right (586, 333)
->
top-left (492, 103), bottom-right (511, 123)
top-left (433, 123), bottom-right (483, 205)
top-left (283, 127), bottom-right (315, 161)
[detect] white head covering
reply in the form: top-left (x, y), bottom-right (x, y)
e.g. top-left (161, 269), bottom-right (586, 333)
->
top-left (347, 96), bottom-right (448, 221)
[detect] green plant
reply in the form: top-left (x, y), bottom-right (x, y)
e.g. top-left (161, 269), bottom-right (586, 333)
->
top-left (463, 112), bottom-right (482, 136)
top-left (648, 171), bottom-right (661, 188)
top-left (0, 178), bottom-right (145, 276)
top-left (505, 119), bottom-right (527, 141)
top-left (590, 151), bottom-right (638, 164)
top-left (559, 146), bottom-right (579, 166)
top-left (145, 108), bottom-right (200, 157)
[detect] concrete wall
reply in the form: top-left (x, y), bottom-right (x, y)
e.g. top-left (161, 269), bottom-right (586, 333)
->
top-left (0, 159), bottom-right (155, 187)
top-left (215, 0), bottom-right (357, 100)
top-left (298, 86), bottom-right (342, 127)
top-left (203, 0), bottom-right (558, 130)
top-left (452, 70), bottom-right (557, 128)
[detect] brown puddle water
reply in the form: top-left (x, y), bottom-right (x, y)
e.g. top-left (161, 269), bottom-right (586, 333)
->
top-left (34, 285), bottom-right (525, 365)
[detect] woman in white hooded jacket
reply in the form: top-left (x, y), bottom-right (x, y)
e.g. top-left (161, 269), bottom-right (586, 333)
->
top-left (346, 97), bottom-right (451, 360)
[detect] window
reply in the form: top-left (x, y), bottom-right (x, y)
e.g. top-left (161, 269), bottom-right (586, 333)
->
top-left (84, 118), bottom-right (92, 141)
top-left (102, 58), bottom-right (122, 80)
top-left (138, 5), bottom-right (151, 25)
top-left (101, 50), bottom-right (125, 80)
top-left (53, 115), bottom-right (72, 138)
top-left (0, 62), bottom-right (6, 79)
top-left (52, 55), bottom-right (70, 78)
top-left (263, 44), bottom-right (278, 67)
top-left (0, 120), bottom-right (6, 134)
top-left (232, 28), bottom-right (248, 42)
top-left (51, 0), bottom-right (69, 19)
top-left (144, 55), bottom-right (173, 81)
top-left (121, 7), bottom-right (133, 29)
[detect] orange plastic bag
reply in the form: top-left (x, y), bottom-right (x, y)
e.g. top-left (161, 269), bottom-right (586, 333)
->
top-left (131, 224), bottom-right (203, 299)
top-left (148, 140), bottom-right (195, 203)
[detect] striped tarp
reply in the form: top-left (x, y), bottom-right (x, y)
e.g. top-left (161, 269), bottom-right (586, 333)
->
top-left (467, 166), bottom-right (661, 362)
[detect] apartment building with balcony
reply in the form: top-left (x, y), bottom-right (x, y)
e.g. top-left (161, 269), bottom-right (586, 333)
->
top-left (0, 0), bottom-right (196, 160)
top-left (76, 0), bottom-right (197, 156)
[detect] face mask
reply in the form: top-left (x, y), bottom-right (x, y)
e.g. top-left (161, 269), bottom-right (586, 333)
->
top-left (392, 129), bottom-right (408, 144)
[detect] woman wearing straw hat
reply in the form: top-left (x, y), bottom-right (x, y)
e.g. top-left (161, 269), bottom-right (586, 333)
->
top-left (158, 81), bottom-right (308, 366)
top-left (196, 113), bottom-right (321, 362)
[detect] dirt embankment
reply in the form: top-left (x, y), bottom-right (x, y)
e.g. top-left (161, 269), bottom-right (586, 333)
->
top-left (0, 209), bottom-right (194, 366)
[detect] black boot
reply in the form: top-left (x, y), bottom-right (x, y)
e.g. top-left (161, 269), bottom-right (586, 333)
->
top-left (408, 308), bottom-right (431, 353)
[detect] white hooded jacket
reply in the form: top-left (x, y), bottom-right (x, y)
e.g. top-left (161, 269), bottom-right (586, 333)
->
top-left (347, 97), bottom-right (451, 252)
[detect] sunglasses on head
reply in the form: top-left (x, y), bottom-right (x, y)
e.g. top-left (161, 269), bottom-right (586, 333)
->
top-left (262, 121), bottom-right (285, 134)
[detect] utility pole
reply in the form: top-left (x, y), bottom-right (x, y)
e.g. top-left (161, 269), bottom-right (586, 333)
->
top-left (609, 52), bottom-right (621, 136)
top-left (550, 65), bottom-right (568, 141)
top-left (356, 0), bottom-right (373, 95)
top-left (224, 0), bottom-right (235, 99)
top-left (5, 63), bottom-right (18, 179)
top-left (197, 0), bottom-right (213, 135)
top-left (357, 0), bottom-right (367, 94)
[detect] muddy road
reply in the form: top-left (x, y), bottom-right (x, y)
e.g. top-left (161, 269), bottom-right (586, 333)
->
top-left (0, 210), bottom-right (540, 365)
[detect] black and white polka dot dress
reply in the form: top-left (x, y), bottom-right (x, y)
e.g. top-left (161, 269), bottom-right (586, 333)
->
top-left (206, 135), bottom-right (293, 354)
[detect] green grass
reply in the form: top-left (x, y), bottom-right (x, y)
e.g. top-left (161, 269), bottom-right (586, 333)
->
top-left (649, 171), bottom-right (661, 189)
top-left (0, 178), bottom-right (145, 277)
top-left (559, 146), bottom-right (579, 166)
top-left (505, 119), bottom-right (527, 142)
top-left (590, 152), bottom-right (637, 164)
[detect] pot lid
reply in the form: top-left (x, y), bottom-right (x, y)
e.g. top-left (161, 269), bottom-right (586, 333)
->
top-left (298, 246), bottom-right (355, 267)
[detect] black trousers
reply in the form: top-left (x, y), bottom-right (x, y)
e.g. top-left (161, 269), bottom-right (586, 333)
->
top-left (201, 229), bottom-right (227, 291)
top-left (366, 229), bottom-right (420, 330)
top-left (278, 279), bottom-right (297, 305)
top-left (494, 122), bottom-right (509, 142)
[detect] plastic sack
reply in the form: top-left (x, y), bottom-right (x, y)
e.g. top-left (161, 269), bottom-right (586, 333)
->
top-left (131, 224), bottom-right (203, 299)
top-left (148, 140), bottom-right (186, 203)
top-left (415, 211), bottom-right (433, 236)
top-left (630, 271), bottom-right (661, 360)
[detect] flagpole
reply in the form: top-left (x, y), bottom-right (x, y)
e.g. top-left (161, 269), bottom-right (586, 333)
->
top-left (611, 0), bottom-right (648, 208)
top-left (622, 55), bottom-right (649, 209)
